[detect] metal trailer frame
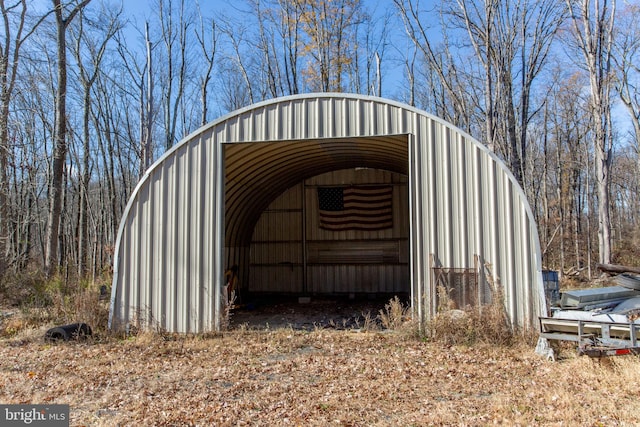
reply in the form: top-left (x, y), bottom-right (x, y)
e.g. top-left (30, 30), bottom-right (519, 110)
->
top-left (539, 316), bottom-right (640, 357)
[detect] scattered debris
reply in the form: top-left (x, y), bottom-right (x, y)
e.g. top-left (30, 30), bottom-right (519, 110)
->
top-left (539, 265), bottom-right (640, 358)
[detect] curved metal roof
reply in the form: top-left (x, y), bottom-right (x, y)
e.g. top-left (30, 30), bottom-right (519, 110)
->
top-left (109, 93), bottom-right (546, 333)
top-left (225, 135), bottom-right (408, 247)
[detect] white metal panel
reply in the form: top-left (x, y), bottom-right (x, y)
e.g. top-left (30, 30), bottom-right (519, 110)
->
top-left (110, 93), bottom-right (546, 333)
top-left (109, 129), bottom-right (223, 333)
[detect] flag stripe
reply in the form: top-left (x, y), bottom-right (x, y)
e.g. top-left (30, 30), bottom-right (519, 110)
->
top-left (318, 186), bottom-right (393, 231)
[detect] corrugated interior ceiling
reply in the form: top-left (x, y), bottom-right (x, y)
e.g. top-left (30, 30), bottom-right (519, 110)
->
top-left (225, 135), bottom-right (408, 247)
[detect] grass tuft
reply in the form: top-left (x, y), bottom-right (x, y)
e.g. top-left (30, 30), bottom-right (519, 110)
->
top-left (428, 284), bottom-right (514, 346)
top-left (1, 274), bottom-right (109, 339)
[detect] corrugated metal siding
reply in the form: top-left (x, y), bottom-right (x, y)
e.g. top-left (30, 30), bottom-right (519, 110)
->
top-left (109, 130), bottom-right (224, 333)
top-left (110, 93), bottom-right (545, 333)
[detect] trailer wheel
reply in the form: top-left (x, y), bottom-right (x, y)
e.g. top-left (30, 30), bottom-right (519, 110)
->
top-left (45, 323), bottom-right (92, 342)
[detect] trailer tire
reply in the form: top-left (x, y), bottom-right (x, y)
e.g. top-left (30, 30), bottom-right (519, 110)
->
top-left (45, 323), bottom-right (92, 341)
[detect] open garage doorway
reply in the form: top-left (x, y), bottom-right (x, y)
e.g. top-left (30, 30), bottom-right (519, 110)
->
top-left (224, 136), bottom-right (411, 330)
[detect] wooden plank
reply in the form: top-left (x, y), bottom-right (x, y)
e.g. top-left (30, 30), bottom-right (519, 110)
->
top-left (307, 240), bottom-right (400, 264)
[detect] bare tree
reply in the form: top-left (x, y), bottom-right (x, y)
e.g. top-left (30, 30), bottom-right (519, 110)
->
top-left (0, 0), bottom-right (50, 274)
top-left (298, 0), bottom-right (362, 92)
top-left (545, 70), bottom-right (592, 276)
top-left (70, 3), bottom-right (120, 276)
top-left (350, 5), bottom-right (391, 96)
top-left (157, 0), bottom-right (191, 150)
top-left (143, 22), bottom-right (154, 172)
top-left (395, 0), bottom-right (564, 187)
top-left (613, 2), bottom-right (640, 228)
top-left (566, 0), bottom-right (615, 266)
top-left (450, 0), bottom-right (499, 154)
top-left (44, 0), bottom-right (91, 276)
top-left (234, 0), bottom-right (305, 98)
top-left (393, 0), bottom-right (474, 130)
top-left (252, 0), bottom-right (281, 97)
top-left (220, 17), bottom-right (255, 105)
top-left (114, 21), bottom-right (155, 178)
top-left (0, 0), bottom-right (28, 275)
top-left (513, 0), bottom-right (566, 186)
top-left (277, 0), bottom-right (302, 95)
top-left (91, 66), bottom-right (138, 243)
top-left (195, 10), bottom-right (217, 126)
top-left (450, 0), bottom-right (564, 185)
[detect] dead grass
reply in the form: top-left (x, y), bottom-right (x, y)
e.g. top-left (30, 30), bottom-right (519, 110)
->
top-left (0, 274), bottom-right (109, 339)
top-left (428, 284), bottom-right (517, 347)
top-left (2, 284), bottom-right (639, 425)
top-left (1, 326), bottom-right (639, 426)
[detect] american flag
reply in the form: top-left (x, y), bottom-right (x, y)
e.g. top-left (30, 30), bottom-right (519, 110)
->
top-left (317, 186), bottom-right (393, 231)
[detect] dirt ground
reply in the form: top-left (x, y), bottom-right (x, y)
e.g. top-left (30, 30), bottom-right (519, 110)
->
top-left (229, 295), bottom-right (399, 330)
top-left (3, 295), bottom-right (640, 426)
top-left (2, 325), bottom-right (640, 426)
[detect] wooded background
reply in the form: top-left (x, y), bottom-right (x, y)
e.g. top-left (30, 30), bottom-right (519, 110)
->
top-left (0, 0), bottom-right (636, 286)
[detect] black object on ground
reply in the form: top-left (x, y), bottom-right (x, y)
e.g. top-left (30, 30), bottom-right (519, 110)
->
top-left (45, 323), bottom-right (92, 341)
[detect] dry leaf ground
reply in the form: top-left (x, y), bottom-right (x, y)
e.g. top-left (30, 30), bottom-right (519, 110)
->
top-left (2, 325), bottom-right (640, 426)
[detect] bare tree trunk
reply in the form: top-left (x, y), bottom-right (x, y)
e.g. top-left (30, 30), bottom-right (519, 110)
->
top-left (158, 0), bottom-right (189, 150)
top-left (78, 89), bottom-right (90, 275)
top-left (45, 0), bottom-right (70, 276)
top-left (195, 15), bottom-right (216, 127)
top-left (394, 0), bottom-right (469, 124)
top-left (0, 0), bottom-right (27, 275)
top-left (223, 23), bottom-right (254, 105)
top-left (614, 3), bottom-right (640, 231)
top-left (566, 0), bottom-right (615, 266)
top-left (92, 77), bottom-right (119, 242)
top-left (142, 21), bottom-right (153, 175)
top-left (253, 0), bottom-right (279, 97)
top-left (281, 0), bottom-right (301, 95)
top-left (556, 126), bottom-right (565, 274)
top-left (405, 49), bottom-right (415, 106)
top-left (375, 51), bottom-right (381, 97)
top-left (541, 102), bottom-right (551, 264)
top-left (452, 0), bottom-right (497, 152)
top-left (45, 0), bottom-right (91, 277)
top-left (0, 0), bottom-right (48, 274)
top-left (72, 6), bottom-right (119, 277)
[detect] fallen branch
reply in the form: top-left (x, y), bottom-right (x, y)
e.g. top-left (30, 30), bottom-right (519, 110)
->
top-left (596, 263), bottom-right (640, 275)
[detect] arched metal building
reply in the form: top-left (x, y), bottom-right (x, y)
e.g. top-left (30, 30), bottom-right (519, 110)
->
top-left (109, 93), bottom-right (546, 333)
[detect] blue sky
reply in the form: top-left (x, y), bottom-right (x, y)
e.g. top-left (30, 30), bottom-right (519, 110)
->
top-left (28, 0), bottom-right (632, 138)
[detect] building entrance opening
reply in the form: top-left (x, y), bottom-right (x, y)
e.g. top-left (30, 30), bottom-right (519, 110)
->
top-left (230, 167), bottom-right (410, 329)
